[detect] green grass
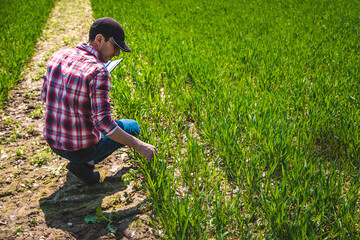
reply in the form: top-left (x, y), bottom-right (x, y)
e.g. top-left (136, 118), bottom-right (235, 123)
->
top-left (0, 0), bottom-right (56, 105)
top-left (92, 0), bottom-right (360, 238)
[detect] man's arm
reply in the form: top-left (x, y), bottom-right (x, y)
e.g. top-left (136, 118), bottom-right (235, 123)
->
top-left (107, 126), bottom-right (157, 162)
top-left (89, 70), bottom-right (157, 161)
top-left (41, 74), bottom-right (48, 103)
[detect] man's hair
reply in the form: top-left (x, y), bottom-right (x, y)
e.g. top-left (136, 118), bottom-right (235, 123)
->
top-left (89, 29), bottom-right (110, 42)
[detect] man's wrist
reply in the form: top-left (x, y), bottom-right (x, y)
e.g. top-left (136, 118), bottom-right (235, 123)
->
top-left (131, 137), bottom-right (143, 151)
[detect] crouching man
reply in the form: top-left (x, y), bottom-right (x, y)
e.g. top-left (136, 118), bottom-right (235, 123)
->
top-left (41, 17), bottom-right (157, 185)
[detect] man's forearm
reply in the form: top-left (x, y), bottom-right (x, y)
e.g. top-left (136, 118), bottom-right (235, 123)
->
top-left (107, 126), bottom-right (158, 161)
top-left (107, 126), bottom-right (140, 149)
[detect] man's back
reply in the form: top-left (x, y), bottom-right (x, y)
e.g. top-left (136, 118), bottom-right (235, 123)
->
top-left (41, 43), bottom-right (117, 151)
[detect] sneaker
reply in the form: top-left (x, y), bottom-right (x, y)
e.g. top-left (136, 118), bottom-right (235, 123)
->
top-left (66, 162), bottom-right (100, 185)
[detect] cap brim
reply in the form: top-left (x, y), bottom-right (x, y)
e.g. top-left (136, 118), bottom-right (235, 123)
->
top-left (114, 39), bottom-right (131, 52)
top-left (121, 42), bottom-right (131, 52)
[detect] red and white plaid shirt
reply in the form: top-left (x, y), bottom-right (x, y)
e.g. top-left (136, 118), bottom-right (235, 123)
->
top-left (41, 43), bottom-right (118, 151)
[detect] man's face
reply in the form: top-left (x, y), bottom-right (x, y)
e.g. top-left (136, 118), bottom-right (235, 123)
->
top-left (98, 37), bottom-right (120, 63)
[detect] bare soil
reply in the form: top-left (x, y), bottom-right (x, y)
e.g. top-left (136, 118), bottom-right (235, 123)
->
top-left (0, 0), bottom-right (156, 239)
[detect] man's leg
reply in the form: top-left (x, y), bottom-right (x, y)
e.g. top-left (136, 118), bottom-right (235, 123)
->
top-left (65, 163), bottom-right (100, 185)
top-left (51, 147), bottom-right (101, 185)
top-left (68, 119), bottom-right (140, 184)
top-left (51, 119), bottom-right (140, 184)
top-left (91, 119), bottom-right (140, 164)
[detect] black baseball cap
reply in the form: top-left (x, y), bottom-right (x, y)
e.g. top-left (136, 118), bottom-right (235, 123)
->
top-left (90, 17), bottom-right (131, 52)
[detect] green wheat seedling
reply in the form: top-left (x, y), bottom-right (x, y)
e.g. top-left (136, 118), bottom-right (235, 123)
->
top-left (91, 0), bottom-right (360, 238)
top-left (0, 0), bottom-right (57, 105)
top-left (84, 206), bottom-right (117, 233)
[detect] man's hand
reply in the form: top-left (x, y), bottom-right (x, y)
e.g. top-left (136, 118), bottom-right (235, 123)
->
top-left (107, 126), bottom-right (158, 162)
top-left (137, 142), bottom-right (158, 162)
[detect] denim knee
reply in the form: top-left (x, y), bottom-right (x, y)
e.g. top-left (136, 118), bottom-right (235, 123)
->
top-left (116, 119), bottom-right (140, 136)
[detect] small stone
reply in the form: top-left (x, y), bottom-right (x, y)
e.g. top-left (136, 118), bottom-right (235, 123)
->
top-left (124, 229), bottom-right (135, 238)
top-left (67, 222), bottom-right (73, 227)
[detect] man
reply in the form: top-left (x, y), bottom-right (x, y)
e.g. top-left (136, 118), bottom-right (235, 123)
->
top-left (41, 17), bottom-right (157, 185)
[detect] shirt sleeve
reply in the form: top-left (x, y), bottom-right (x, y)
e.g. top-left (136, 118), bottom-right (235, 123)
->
top-left (41, 73), bottom-right (48, 102)
top-left (89, 69), bottom-right (118, 136)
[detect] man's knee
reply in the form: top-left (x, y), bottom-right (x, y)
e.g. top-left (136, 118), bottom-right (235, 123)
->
top-left (116, 119), bottom-right (140, 136)
top-left (131, 120), bottom-right (140, 136)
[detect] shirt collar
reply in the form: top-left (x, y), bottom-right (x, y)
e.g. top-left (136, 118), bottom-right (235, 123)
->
top-left (76, 43), bottom-right (100, 60)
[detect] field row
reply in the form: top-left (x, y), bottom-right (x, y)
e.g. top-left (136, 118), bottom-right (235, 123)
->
top-left (0, 0), bottom-right (57, 105)
top-left (92, 0), bottom-right (360, 238)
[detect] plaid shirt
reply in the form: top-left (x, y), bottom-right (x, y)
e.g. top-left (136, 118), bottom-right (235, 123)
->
top-left (41, 43), bottom-right (118, 151)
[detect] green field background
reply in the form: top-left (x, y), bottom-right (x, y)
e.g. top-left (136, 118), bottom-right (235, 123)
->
top-left (0, 0), bottom-right (57, 105)
top-left (92, 0), bottom-right (360, 238)
top-left (1, 0), bottom-right (359, 238)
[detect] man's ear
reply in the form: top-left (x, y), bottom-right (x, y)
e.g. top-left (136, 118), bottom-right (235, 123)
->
top-left (95, 34), bottom-right (104, 45)
top-left (88, 34), bottom-right (104, 50)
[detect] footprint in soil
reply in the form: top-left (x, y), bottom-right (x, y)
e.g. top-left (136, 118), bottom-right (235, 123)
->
top-left (39, 167), bottom-right (146, 239)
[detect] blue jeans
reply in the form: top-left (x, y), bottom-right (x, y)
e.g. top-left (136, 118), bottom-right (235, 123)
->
top-left (51, 119), bottom-right (140, 164)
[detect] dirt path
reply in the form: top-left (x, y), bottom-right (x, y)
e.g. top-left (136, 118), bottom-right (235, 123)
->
top-left (0, 0), bottom-right (155, 239)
